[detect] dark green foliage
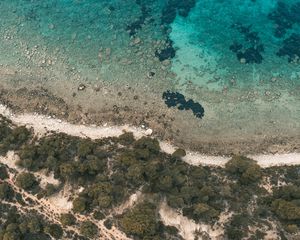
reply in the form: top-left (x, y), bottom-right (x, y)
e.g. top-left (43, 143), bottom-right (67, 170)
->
top-left (225, 214), bottom-right (250, 240)
top-left (80, 221), bottom-right (98, 239)
top-left (93, 211), bottom-right (105, 220)
top-left (72, 197), bottom-right (87, 213)
top-left (0, 212), bottom-right (51, 240)
top-left (0, 182), bottom-right (13, 200)
top-left (171, 148), bottom-right (186, 158)
top-left (103, 219), bottom-right (113, 229)
top-left (225, 156), bottom-right (262, 184)
top-left (17, 133), bottom-right (110, 185)
top-left (273, 185), bottom-right (300, 201)
top-left (272, 199), bottom-right (300, 220)
top-left (15, 172), bottom-right (37, 191)
top-left (60, 213), bottom-right (76, 226)
top-left (44, 224), bottom-right (63, 239)
top-left (183, 203), bottom-right (219, 222)
top-left (0, 165), bottom-right (9, 180)
top-left (117, 132), bottom-right (135, 145)
top-left (119, 202), bottom-right (159, 239)
top-left (0, 115), bottom-right (31, 155)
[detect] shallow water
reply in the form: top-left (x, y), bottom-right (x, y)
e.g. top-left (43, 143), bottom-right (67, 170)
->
top-left (0, 0), bottom-right (299, 151)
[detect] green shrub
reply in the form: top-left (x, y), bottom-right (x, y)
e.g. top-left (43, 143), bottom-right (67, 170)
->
top-left (15, 172), bottom-right (37, 191)
top-left (60, 213), bottom-right (76, 226)
top-left (80, 221), bottom-right (98, 239)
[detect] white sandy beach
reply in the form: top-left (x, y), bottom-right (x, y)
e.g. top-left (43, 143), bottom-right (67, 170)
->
top-left (1, 103), bottom-right (299, 240)
top-left (0, 103), bottom-right (299, 168)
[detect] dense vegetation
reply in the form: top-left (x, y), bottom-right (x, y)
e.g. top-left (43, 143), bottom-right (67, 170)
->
top-left (1, 114), bottom-right (300, 239)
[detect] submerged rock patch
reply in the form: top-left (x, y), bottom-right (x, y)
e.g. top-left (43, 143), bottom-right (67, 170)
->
top-left (126, 1), bottom-right (150, 36)
top-left (268, 2), bottom-right (300, 38)
top-left (162, 91), bottom-right (204, 119)
top-left (161, 0), bottom-right (196, 25)
top-left (230, 24), bottom-right (264, 64)
top-left (277, 33), bottom-right (300, 63)
top-left (155, 38), bottom-right (176, 62)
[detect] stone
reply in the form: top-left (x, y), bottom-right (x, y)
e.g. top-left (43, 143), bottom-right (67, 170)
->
top-left (145, 129), bottom-right (153, 136)
top-left (78, 84), bottom-right (86, 91)
top-left (240, 58), bottom-right (246, 64)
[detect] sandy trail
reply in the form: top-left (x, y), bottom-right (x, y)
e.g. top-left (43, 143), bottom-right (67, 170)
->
top-left (1, 104), bottom-right (299, 168)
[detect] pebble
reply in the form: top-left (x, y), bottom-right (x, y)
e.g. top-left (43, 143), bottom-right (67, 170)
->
top-left (240, 58), bottom-right (246, 64)
top-left (145, 129), bottom-right (153, 136)
top-left (162, 59), bottom-right (171, 66)
top-left (133, 37), bottom-right (141, 45)
top-left (78, 84), bottom-right (86, 91)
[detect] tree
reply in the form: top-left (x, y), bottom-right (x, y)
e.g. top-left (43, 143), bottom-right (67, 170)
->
top-left (225, 156), bottom-right (262, 184)
top-left (15, 172), bottom-right (37, 190)
top-left (44, 224), bottom-right (63, 239)
top-left (60, 213), bottom-right (76, 226)
top-left (172, 148), bottom-right (186, 158)
top-left (0, 165), bottom-right (8, 180)
top-left (0, 182), bottom-right (13, 200)
top-left (80, 221), bottom-right (98, 239)
top-left (72, 197), bottom-right (87, 213)
top-left (119, 202), bottom-right (158, 238)
top-left (272, 199), bottom-right (300, 220)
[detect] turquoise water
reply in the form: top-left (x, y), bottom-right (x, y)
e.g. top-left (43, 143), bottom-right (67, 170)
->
top-left (0, 0), bottom-right (299, 90)
top-left (0, 0), bottom-right (299, 146)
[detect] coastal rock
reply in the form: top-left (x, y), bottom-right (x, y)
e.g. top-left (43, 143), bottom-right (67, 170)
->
top-left (78, 84), bottom-right (86, 91)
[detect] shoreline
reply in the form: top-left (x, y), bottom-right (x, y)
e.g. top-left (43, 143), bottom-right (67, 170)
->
top-left (0, 84), bottom-right (299, 156)
top-left (1, 103), bottom-right (300, 168)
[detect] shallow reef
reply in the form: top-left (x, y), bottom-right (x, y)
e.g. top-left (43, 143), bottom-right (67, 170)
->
top-left (230, 24), bottom-right (264, 64)
top-left (268, 1), bottom-right (300, 38)
top-left (161, 0), bottom-right (196, 24)
top-left (162, 91), bottom-right (204, 118)
top-left (155, 38), bottom-right (176, 62)
top-left (126, 0), bottom-right (150, 36)
top-left (277, 33), bottom-right (300, 63)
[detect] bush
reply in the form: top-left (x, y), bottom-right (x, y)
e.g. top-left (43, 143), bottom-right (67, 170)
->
top-left (272, 199), bottom-right (300, 220)
top-left (225, 156), bottom-right (262, 184)
top-left (60, 213), bottom-right (76, 226)
top-left (0, 182), bottom-right (13, 200)
top-left (172, 148), bottom-right (186, 158)
top-left (119, 202), bottom-right (158, 238)
top-left (15, 172), bottom-right (37, 190)
top-left (0, 165), bottom-right (9, 180)
top-left (72, 197), bottom-right (87, 213)
top-left (80, 221), bottom-right (98, 239)
top-left (45, 224), bottom-right (63, 239)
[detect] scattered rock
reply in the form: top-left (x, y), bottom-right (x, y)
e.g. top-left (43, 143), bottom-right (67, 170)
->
top-left (78, 84), bottom-right (86, 91)
top-left (147, 71), bottom-right (155, 78)
top-left (132, 37), bottom-right (141, 45)
top-left (145, 128), bottom-right (153, 136)
top-left (240, 58), bottom-right (246, 64)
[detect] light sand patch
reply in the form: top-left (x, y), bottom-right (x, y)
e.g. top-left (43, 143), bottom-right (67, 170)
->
top-left (159, 201), bottom-right (231, 240)
top-left (0, 151), bottom-right (21, 170)
top-left (36, 170), bottom-right (60, 188)
top-left (114, 190), bottom-right (143, 215)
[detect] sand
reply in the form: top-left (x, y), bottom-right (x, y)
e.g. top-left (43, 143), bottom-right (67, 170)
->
top-left (1, 103), bottom-right (299, 168)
